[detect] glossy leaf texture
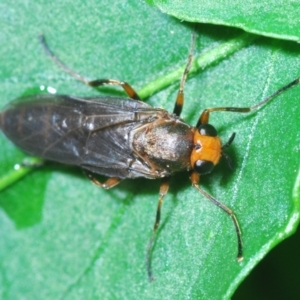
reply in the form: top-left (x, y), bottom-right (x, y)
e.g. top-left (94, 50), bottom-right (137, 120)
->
top-left (148, 0), bottom-right (300, 42)
top-left (0, 1), bottom-right (300, 300)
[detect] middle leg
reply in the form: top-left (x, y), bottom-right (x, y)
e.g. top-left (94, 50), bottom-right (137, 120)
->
top-left (146, 176), bottom-right (170, 281)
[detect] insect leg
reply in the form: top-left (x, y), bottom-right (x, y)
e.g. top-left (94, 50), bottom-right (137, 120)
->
top-left (190, 171), bottom-right (243, 262)
top-left (173, 32), bottom-right (196, 117)
top-left (88, 79), bottom-right (141, 100)
top-left (197, 78), bottom-right (300, 126)
top-left (39, 35), bottom-right (141, 100)
top-left (84, 171), bottom-right (122, 189)
top-left (146, 176), bottom-right (170, 281)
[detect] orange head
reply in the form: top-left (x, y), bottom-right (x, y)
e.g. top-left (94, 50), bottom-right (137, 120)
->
top-left (190, 124), bottom-right (235, 175)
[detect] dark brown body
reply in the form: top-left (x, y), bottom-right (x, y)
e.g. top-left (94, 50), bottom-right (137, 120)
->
top-left (0, 94), bottom-right (194, 179)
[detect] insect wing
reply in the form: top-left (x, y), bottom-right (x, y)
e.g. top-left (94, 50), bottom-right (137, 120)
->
top-left (0, 94), bottom-right (165, 178)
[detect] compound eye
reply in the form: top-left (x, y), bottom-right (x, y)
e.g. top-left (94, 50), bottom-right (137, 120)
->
top-left (198, 124), bottom-right (217, 137)
top-left (194, 160), bottom-right (214, 174)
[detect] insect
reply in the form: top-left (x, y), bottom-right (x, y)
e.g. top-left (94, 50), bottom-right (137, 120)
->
top-left (0, 34), bottom-right (299, 281)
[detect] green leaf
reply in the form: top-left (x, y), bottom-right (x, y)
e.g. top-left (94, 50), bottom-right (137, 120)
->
top-left (148, 0), bottom-right (300, 42)
top-left (0, 1), bottom-right (300, 299)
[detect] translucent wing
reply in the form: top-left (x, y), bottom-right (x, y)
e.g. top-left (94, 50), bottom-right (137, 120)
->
top-left (0, 94), bottom-right (166, 178)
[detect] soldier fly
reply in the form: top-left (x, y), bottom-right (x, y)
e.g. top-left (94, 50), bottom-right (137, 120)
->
top-left (0, 34), bottom-right (299, 281)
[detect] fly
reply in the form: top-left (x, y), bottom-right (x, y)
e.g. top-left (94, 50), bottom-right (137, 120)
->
top-left (0, 34), bottom-right (299, 281)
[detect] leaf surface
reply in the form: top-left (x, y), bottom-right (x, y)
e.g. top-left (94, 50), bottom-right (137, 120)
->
top-left (0, 1), bottom-right (299, 299)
